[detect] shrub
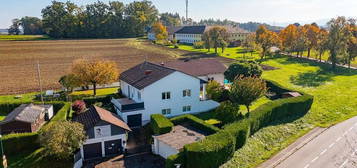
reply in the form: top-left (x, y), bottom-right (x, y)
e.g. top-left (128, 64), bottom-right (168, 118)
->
top-left (151, 114), bottom-right (174, 135)
top-left (166, 152), bottom-right (185, 168)
top-left (193, 41), bottom-right (205, 49)
top-left (72, 100), bottom-right (86, 115)
top-left (0, 133), bottom-right (40, 156)
top-left (224, 61), bottom-right (263, 82)
top-left (215, 101), bottom-right (244, 124)
top-left (206, 80), bottom-right (225, 102)
top-left (50, 102), bottom-right (71, 122)
top-left (224, 119), bottom-right (251, 149)
top-left (170, 114), bottom-right (220, 134)
top-left (184, 130), bottom-right (235, 168)
top-left (174, 44), bottom-right (179, 49)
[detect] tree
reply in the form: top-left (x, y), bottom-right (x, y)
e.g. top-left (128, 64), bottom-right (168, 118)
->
top-left (20, 16), bottom-right (43, 35)
top-left (215, 101), bottom-right (242, 124)
top-left (256, 25), bottom-right (281, 59)
top-left (72, 100), bottom-right (87, 115)
top-left (160, 12), bottom-right (181, 27)
top-left (72, 59), bottom-right (119, 96)
top-left (346, 19), bottom-right (357, 69)
top-left (59, 74), bottom-right (80, 92)
top-left (304, 24), bottom-right (320, 58)
top-left (242, 33), bottom-right (258, 57)
top-left (295, 26), bottom-right (308, 57)
top-left (279, 24), bottom-right (298, 53)
top-left (229, 76), bottom-right (267, 113)
top-left (39, 121), bottom-right (86, 159)
top-left (202, 31), bottom-right (211, 51)
top-left (152, 21), bottom-right (168, 41)
top-left (316, 29), bottom-right (329, 62)
top-left (205, 26), bottom-right (229, 54)
top-left (224, 61), bottom-right (263, 82)
top-left (8, 19), bottom-right (21, 35)
top-left (206, 80), bottom-right (225, 101)
top-left (327, 16), bottom-right (351, 71)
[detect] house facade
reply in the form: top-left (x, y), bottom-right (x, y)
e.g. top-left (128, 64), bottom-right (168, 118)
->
top-left (111, 62), bottom-right (220, 127)
top-left (73, 106), bottom-right (131, 160)
top-left (0, 104), bottom-right (53, 134)
top-left (148, 26), bottom-right (183, 41)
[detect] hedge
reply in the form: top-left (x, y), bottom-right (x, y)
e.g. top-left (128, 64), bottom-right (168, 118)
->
top-left (0, 133), bottom-right (40, 156)
top-left (184, 130), bottom-right (235, 168)
top-left (166, 152), bottom-right (185, 168)
top-left (166, 80), bottom-right (314, 168)
top-left (170, 114), bottom-right (220, 135)
top-left (151, 114), bottom-right (174, 135)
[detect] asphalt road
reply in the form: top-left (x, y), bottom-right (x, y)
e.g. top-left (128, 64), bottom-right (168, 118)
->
top-left (274, 116), bottom-right (357, 168)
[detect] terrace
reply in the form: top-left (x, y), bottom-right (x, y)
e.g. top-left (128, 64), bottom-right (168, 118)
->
top-left (111, 98), bottom-right (145, 113)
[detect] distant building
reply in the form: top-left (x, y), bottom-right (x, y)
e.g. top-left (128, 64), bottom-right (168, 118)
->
top-left (0, 104), bottom-right (54, 134)
top-left (148, 26), bottom-right (183, 41)
top-left (0, 29), bottom-right (9, 35)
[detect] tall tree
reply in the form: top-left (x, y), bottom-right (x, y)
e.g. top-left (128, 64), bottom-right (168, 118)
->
top-left (71, 59), bottom-right (119, 96)
top-left (295, 26), bottom-right (308, 57)
top-left (205, 26), bottom-right (229, 54)
top-left (42, 1), bottom-right (68, 38)
top-left (256, 25), bottom-right (281, 59)
top-left (316, 28), bottom-right (329, 62)
top-left (160, 12), bottom-right (181, 27)
top-left (152, 21), bottom-right (168, 41)
top-left (242, 33), bottom-right (259, 57)
top-left (83, 1), bottom-right (111, 38)
top-left (108, 1), bottom-right (125, 37)
top-left (20, 16), bottom-right (43, 35)
top-left (279, 24), bottom-right (298, 53)
top-left (8, 19), bottom-right (21, 35)
top-left (229, 76), bottom-right (267, 113)
top-left (304, 24), bottom-right (320, 58)
top-left (346, 19), bottom-right (357, 69)
top-left (202, 31), bottom-right (212, 52)
top-left (327, 16), bottom-right (351, 71)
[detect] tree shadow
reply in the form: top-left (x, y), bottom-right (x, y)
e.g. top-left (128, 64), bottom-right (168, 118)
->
top-left (290, 70), bottom-right (333, 87)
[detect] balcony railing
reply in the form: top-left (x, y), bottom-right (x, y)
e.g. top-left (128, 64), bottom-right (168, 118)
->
top-left (112, 98), bottom-right (145, 113)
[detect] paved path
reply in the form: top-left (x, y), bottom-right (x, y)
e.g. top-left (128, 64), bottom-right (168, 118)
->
top-left (259, 116), bottom-right (357, 168)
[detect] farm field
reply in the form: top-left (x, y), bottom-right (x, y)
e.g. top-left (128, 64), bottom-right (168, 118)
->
top-left (1, 38), bottom-right (225, 95)
top-left (0, 35), bottom-right (50, 41)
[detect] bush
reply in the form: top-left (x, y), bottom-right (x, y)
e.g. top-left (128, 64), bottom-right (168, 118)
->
top-left (170, 114), bottom-right (220, 134)
top-left (50, 102), bottom-right (71, 122)
top-left (193, 41), bottom-right (205, 49)
top-left (224, 119), bottom-right (251, 149)
top-left (174, 44), bottom-right (179, 49)
top-left (151, 114), bottom-right (174, 135)
top-left (72, 100), bottom-right (86, 115)
top-left (166, 152), bottom-right (185, 168)
top-left (206, 80), bottom-right (226, 102)
top-left (0, 133), bottom-right (40, 156)
top-left (184, 130), bottom-right (235, 168)
top-left (224, 61), bottom-right (263, 82)
top-left (215, 101), bottom-right (244, 124)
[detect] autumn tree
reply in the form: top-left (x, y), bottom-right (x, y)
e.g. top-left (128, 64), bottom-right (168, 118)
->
top-left (279, 24), bottom-right (298, 53)
top-left (346, 19), bottom-right (357, 69)
top-left (316, 29), bottom-right (329, 62)
top-left (256, 25), bottom-right (281, 59)
top-left (39, 121), bottom-right (86, 159)
top-left (295, 26), bottom-right (308, 57)
top-left (304, 24), bottom-right (320, 58)
top-left (205, 26), bottom-right (229, 54)
top-left (327, 16), bottom-right (351, 71)
top-left (229, 76), bottom-right (267, 113)
top-left (152, 21), bottom-right (168, 41)
top-left (59, 74), bottom-right (80, 92)
top-left (242, 33), bottom-right (258, 57)
top-left (72, 59), bottom-right (119, 96)
top-left (202, 31), bottom-right (211, 51)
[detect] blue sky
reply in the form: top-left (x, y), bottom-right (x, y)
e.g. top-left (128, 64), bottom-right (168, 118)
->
top-left (0, 0), bottom-right (356, 28)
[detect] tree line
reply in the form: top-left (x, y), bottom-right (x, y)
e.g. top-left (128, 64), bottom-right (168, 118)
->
top-left (242, 16), bottom-right (356, 70)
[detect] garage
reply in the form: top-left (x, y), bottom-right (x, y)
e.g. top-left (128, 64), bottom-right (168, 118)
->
top-left (127, 114), bottom-right (142, 127)
top-left (105, 139), bottom-right (123, 156)
top-left (83, 143), bottom-right (102, 160)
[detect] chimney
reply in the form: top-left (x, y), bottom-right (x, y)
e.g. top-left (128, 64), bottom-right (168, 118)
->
top-left (144, 70), bottom-right (153, 75)
top-left (161, 62), bottom-right (165, 66)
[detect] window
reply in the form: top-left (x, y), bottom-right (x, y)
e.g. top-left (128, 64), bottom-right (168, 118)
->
top-left (183, 106), bottom-right (191, 112)
top-left (137, 92), bottom-right (141, 100)
top-left (162, 109), bottom-right (171, 115)
top-left (183, 89), bottom-right (191, 97)
top-left (162, 92), bottom-right (171, 100)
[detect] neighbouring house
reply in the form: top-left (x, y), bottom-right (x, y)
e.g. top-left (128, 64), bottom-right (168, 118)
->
top-left (0, 104), bottom-right (53, 134)
top-left (111, 61), bottom-right (220, 127)
top-left (73, 105), bottom-right (131, 160)
top-left (148, 26), bottom-right (183, 41)
top-left (152, 124), bottom-right (207, 159)
top-left (164, 59), bottom-right (227, 85)
top-left (174, 25), bottom-right (251, 45)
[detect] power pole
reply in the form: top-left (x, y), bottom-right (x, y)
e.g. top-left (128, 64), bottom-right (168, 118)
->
top-left (37, 61), bottom-right (44, 104)
top-left (186, 0), bottom-right (188, 21)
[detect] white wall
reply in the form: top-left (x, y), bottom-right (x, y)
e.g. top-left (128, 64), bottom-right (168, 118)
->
top-left (175, 33), bottom-right (202, 44)
top-left (229, 33), bottom-right (249, 42)
top-left (153, 137), bottom-right (179, 159)
top-left (120, 81), bottom-right (143, 103)
top-left (198, 73), bottom-right (225, 85)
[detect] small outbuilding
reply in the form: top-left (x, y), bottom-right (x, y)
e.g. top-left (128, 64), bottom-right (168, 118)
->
top-left (152, 124), bottom-right (207, 159)
top-left (0, 104), bottom-right (53, 134)
top-left (282, 92), bottom-right (302, 98)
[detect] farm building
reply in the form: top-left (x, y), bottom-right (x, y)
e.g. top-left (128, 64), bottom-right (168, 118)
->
top-left (0, 104), bottom-right (53, 134)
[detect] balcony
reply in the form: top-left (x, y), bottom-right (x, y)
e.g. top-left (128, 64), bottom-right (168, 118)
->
top-left (111, 98), bottom-right (145, 113)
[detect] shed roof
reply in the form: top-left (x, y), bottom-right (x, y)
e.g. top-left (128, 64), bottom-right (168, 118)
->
top-left (0, 104), bottom-right (49, 124)
top-left (175, 26), bottom-right (207, 34)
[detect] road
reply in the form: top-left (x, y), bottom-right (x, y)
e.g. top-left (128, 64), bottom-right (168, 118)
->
top-left (262, 116), bottom-right (357, 168)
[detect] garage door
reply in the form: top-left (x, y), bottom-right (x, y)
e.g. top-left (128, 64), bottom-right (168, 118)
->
top-left (127, 114), bottom-right (142, 127)
top-left (105, 139), bottom-right (122, 156)
top-left (83, 143), bottom-right (102, 160)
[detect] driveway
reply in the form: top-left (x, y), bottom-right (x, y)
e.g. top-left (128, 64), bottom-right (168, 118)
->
top-left (259, 116), bottom-right (357, 168)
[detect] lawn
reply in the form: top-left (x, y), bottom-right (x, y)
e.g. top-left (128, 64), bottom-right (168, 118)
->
top-left (222, 56), bottom-right (357, 167)
top-left (300, 49), bottom-right (357, 67)
top-left (0, 35), bottom-right (50, 41)
top-left (70, 87), bottom-right (119, 96)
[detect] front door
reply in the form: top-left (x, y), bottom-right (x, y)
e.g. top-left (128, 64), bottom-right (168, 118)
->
top-left (104, 139), bottom-right (122, 156)
top-left (127, 114), bottom-right (142, 127)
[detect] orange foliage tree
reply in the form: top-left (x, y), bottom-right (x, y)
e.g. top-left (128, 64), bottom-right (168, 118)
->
top-left (256, 25), bottom-right (281, 59)
top-left (152, 21), bottom-right (168, 41)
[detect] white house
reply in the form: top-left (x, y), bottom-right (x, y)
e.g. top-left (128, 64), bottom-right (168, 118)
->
top-left (111, 61), bottom-right (220, 127)
top-left (73, 106), bottom-right (131, 161)
top-left (148, 26), bottom-right (183, 41)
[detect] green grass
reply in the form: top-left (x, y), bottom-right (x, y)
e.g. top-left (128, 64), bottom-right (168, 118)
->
top-left (70, 87), bottom-right (118, 96)
top-left (0, 148), bottom-right (72, 168)
top-left (0, 92), bottom-right (37, 103)
top-left (0, 35), bottom-right (50, 41)
top-left (300, 49), bottom-right (357, 67)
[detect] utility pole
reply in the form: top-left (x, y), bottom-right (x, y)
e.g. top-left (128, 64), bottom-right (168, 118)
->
top-left (37, 61), bottom-right (44, 104)
top-left (186, 0), bottom-right (188, 21)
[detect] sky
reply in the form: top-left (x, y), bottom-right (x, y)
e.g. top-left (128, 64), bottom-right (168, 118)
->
top-left (0, 0), bottom-right (356, 28)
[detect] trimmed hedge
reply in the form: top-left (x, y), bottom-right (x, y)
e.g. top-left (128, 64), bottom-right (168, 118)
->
top-left (165, 80), bottom-right (314, 168)
top-left (151, 114), bottom-right (174, 135)
top-left (166, 152), bottom-right (185, 168)
top-left (0, 133), bottom-right (40, 156)
top-left (170, 114), bottom-right (220, 134)
top-left (184, 130), bottom-right (235, 168)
